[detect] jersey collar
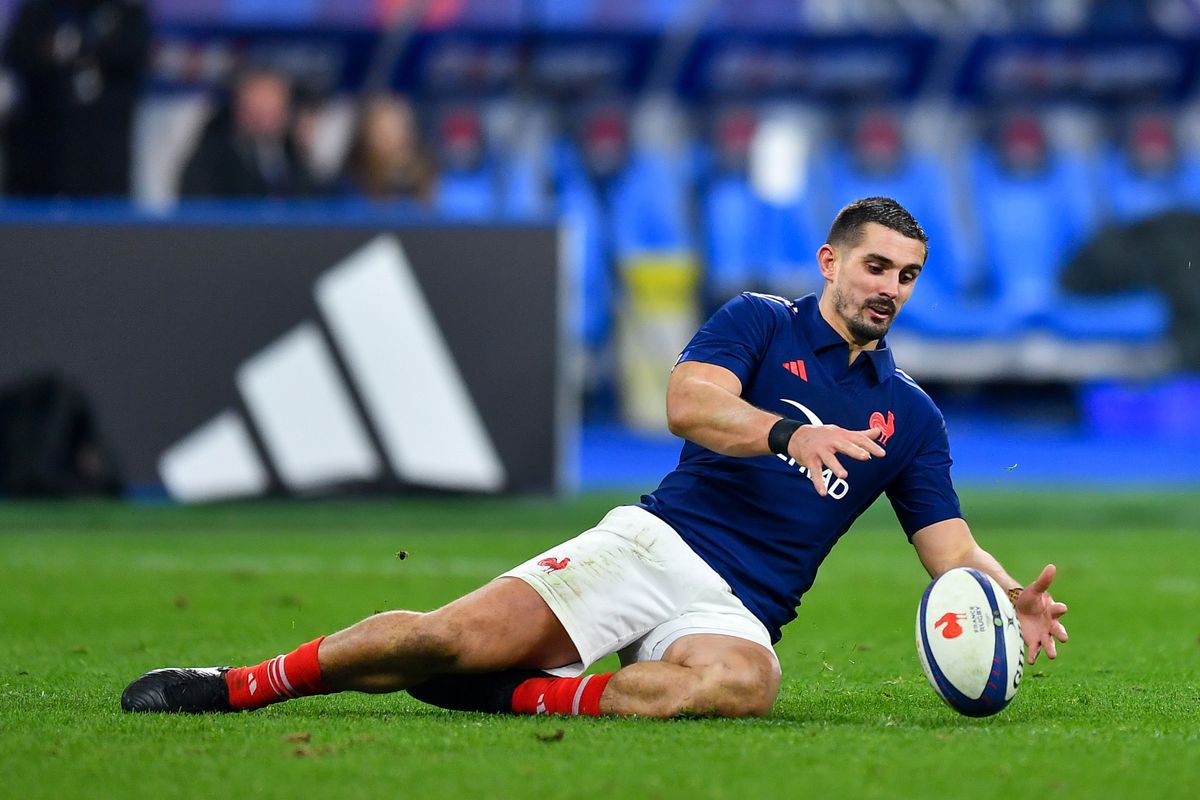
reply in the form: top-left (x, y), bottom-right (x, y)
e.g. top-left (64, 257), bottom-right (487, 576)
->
top-left (796, 294), bottom-right (896, 384)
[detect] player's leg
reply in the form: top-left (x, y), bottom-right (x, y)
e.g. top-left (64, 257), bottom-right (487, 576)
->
top-left (410, 633), bottom-right (779, 719)
top-left (317, 576), bottom-right (578, 692)
top-left (598, 633), bottom-right (780, 718)
top-left (122, 576), bottom-right (579, 713)
top-left (409, 506), bottom-right (782, 719)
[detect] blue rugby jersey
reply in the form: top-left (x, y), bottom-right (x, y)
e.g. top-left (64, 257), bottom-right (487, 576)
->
top-left (638, 292), bottom-right (962, 642)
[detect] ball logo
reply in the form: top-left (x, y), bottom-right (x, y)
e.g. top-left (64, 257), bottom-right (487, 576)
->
top-left (934, 611), bottom-right (966, 639)
top-left (869, 410), bottom-right (896, 445)
top-left (538, 557), bottom-right (570, 572)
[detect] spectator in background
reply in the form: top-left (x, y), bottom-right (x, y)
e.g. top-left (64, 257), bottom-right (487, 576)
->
top-left (179, 66), bottom-right (320, 199)
top-left (338, 93), bottom-right (435, 206)
top-left (287, 80), bottom-right (331, 191)
top-left (2, 0), bottom-right (149, 197)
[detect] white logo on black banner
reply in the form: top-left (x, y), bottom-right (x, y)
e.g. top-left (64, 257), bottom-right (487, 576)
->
top-left (158, 235), bottom-right (506, 502)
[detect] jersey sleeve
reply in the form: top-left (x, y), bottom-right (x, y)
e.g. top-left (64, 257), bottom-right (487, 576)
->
top-left (885, 412), bottom-right (963, 539)
top-left (676, 293), bottom-right (778, 386)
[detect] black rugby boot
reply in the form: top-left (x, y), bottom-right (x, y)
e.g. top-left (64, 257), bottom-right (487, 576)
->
top-left (121, 667), bottom-right (234, 713)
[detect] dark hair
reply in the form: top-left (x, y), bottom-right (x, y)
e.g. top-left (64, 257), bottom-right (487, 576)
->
top-left (826, 197), bottom-right (928, 259)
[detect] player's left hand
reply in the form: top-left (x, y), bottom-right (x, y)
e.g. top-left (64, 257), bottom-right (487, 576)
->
top-left (1014, 564), bottom-right (1069, 665)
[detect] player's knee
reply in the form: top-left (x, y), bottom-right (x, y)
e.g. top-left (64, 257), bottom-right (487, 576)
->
top-left (708, 665), bottom-right (777, 717)
top-left (692, 656), bottom-right (779, 718)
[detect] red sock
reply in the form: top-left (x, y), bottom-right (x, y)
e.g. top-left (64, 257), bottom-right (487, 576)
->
top-left (511, 673), bottom-right (614, 717)
top-left (224, 636), bottom-right (329, 711)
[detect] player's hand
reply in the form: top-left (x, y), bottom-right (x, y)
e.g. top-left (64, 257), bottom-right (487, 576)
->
top-left (787, 425), bottom-right (886, 497)
top-left (1014, 564), bottom-right (1069, 665)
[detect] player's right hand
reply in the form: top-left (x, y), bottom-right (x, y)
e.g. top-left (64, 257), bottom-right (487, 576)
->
top-left (787, 425), bottom-right (886, 496)
top-left (1014, 563), bottom-right (1069, 664)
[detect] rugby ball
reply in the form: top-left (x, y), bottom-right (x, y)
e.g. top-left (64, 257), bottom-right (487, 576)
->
top-left (916, 567), bottom-right (1024, 717)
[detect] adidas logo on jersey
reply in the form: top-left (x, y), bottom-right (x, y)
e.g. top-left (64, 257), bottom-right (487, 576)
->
top-left (782, 360), bottom-right (807, 381)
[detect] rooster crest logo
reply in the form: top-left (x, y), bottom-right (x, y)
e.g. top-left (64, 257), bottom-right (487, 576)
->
top-left (868, 410), bottom-right (895, 445)
top-left (935, 612), bottom-right (966, 639)
top-left (538, 557), bottom-right (570, 572)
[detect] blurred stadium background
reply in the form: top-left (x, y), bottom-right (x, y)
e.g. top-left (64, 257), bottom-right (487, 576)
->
top-left (0, 0), bottom-right (1198, 502)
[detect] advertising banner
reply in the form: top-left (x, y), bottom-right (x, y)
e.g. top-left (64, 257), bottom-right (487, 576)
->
top-left (0, 219), bottom-right (568, 500)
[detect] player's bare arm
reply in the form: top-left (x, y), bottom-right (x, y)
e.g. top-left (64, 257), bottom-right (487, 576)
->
top-left (667, 360), bottom-right (886, 497)
top-left (911, 518), bottom-right (1069, 664)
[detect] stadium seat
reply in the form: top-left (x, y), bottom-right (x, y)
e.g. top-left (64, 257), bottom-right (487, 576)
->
top-left (431, 105), bottom-right (500, 219)
top-left (500, 154), bottom-right (549, 217)
top-left (548, 101), bottom-right (694, 347)
top-left (700, 174), bottom-right (762, 303)
top-left (609, 151), bottom-right (692, 258)
top-left (1103, 112), bottom-right (1189, 223)
top-left (696, 106), bottom-right (822, 308)
top-left (970, 114), bottom-right (1169, 342)
top-left (434, 166), bottom-right (499, 219)
top-left (555, 166), bottom-right (614, 350)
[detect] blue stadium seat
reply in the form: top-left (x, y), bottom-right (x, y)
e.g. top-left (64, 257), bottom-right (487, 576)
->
top-left (551, 136), bottom-right (626, 350)
top-left (555, 168), bottom-right (614, 350)
top-left (698, 173), bottom-right (823, 305)
top-left (1104, 113), bottom-right (1190, 222)
top-left (700, 174), bottom-right (762, 298)
top-left (756, 197), bottom-right (823, 296)
top-left (431, 105), bottom-right (500, 220)
top-left (433, 164), bottom-right (499, 219)
top-left (548, 128), bottom-right (693, 348)
top-left (1103, 147), bottom-right (1189, 223)
top-left (694, 106), bottom-right (823, 305)
top-left (609, 151), bottom-right (692, 257)
top-left (500, 155), bottom-right (549, 217)
top-left (1183, 156), bottom-right (1200, 209)
top-left (971, 143), bottom-right (1168, 341)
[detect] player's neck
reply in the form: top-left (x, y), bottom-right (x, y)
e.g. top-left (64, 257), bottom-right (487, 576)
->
top-left (817, 296), bottom-right (880, 364)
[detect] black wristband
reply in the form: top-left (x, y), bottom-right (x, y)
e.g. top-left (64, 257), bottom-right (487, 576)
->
top-left (768, 417), bottom-right (806, 456)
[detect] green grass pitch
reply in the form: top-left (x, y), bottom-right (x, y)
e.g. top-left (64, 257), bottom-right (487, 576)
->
top-left (1, 490), bottom-right (1197, 799)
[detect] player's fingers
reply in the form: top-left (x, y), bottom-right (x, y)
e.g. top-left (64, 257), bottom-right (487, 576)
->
top-left (1029, 563), bottom-right (1056, 593)
top-left (803, 460), bottom-right (827, 496)
top-left (833, 439), bottom-right (873, 461)
top-left (820, 451), bottom-right (848, 480)
top-left (1026, 640), bottom-right (1041, 665)
top-left (1043, 635), bottom-right (1058, 660)
top-left (1053, 622), bottom-right (1069, 642)
top-left (856, 428), bottom-right (888, 456)
top-left (1050, 601), bottom-right (1068, 619)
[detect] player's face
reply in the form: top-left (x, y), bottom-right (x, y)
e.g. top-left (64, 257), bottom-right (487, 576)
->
top-left (820, 223), bottom-right (925, 345)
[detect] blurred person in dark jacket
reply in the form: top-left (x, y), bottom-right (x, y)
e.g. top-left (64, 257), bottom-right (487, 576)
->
top-left (338, 93), bottom-right (435, 207)
top-left (179, 66), bottom-right (320, 199)
top-left (2, 0), bottom-right (149, 197)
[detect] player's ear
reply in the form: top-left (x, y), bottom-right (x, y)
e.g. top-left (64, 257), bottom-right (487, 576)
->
top-left (816, 243), bottom-right (838, 281)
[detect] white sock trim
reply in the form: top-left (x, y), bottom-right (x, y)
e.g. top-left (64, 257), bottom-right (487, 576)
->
top-left (570, 674), bottom-right (593, 715)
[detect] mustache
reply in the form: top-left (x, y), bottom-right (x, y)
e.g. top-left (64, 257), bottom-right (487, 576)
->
top-left (865, 298), bottom-right (896, 315)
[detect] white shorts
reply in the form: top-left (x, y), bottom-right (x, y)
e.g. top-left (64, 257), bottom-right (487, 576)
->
top-left (501, 505), bottom-right (778, 677)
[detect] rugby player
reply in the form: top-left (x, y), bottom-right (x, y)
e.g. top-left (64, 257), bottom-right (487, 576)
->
top-left (122, 197), bottom-right (1069, 718)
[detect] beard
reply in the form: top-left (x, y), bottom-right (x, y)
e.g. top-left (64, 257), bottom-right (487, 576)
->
top-left (833, 285), bottom-right (896, 342)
